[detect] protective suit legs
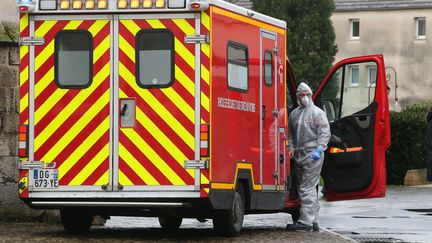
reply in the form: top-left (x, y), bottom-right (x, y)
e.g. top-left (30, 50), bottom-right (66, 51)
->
top-left (294, 150), bottom-right (324, 226)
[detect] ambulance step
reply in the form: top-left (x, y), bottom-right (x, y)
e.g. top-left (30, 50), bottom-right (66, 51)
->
top-left (31, 201), bottom-right (191, 207)
top-left (19, 37), bottom-right (45, 46)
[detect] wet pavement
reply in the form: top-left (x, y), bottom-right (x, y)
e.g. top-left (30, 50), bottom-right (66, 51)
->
top-left (320, 185), bottom-right (432, 243)
top-left (0, 216), bottom-right (347, 242)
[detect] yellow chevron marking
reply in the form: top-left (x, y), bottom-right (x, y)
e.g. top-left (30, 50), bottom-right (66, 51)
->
top-left (63, 20), bottom-right (83, 30)
top-left (175, 65), bottom-right (194, 96)
top-left (20, 93), bottom-right (28, 114)
top-left (172, 18), bottom-right (195, 35)
top-left (20, 45), bottom-right (28, 59)
top-left (121, 19), bottom-right (141, 36)
top-left (145, 19), bottom-right (195, 69)
top-left (69, 144), bottom-right (109, 186)
top-left (119, 63), bottom-right (194, 149)
top-left (201, 64), bottom-right (209, 85)
top-left (201, 173), bottom-right (209, 184)
top-left (34, 40), bottom-right (54, 72)
top-left (201, 44), bottom-right (209, 58)
top-left (119, 35), bottom-right (135, 62)
top-left (201, 91), bottom-right (209, 112)
top-left (122, 129), bottom-right (186, 185)
top-left (201, 11), bottom-right (210, 30)
top-left (94, 35), bottom-right (110, 62)
top-left (94, 171), bottom-right (109, 186)
top-left (119, 143), bottom-right (159, 185)
top-left (34, 61), bottom-right (109, 127)
top-left (57, 116), bottom-right (109, 180)
top-left (35, 78), bottom-right (109, 154)
top-left (161, 88), bottom-right (194, 124)
top-left (34, 67), bottom-right (53, 100)
top-left (118, 170), bottom-right (133, 186)
top-left (20, 14), bottom-right (29, 33)
top-left (20, 66), bottom-right (28, 84)
top-left (204, 188), bottom-right (210, 194)
top-left (35, 20), bottom-right (57, 38)
top-left (88, 20), bottom-right (108, 37)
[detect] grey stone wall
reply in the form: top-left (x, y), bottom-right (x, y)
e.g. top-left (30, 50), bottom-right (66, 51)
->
top-left (0, 42), bottom-right (46, 221)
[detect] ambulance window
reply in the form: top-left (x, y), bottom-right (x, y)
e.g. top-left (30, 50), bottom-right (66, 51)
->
top-left (55, 31), bottom-right (93, 89)
top-left (264, 51), bottom-right (273, 86)
top-left (227, 42), bottom-right (248, 92)
top-left (136, 29), bottom-right (174, 88)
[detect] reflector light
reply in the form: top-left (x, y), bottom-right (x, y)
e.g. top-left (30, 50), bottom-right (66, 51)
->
top-left (60, 0), bottom-right (70, 9)
top-left (168, 0), bottom-right (185, 8)
top-left (190, 3), bottom-right (200, 9)
top-left (85, 0), bottom-right (95, 9)
top-left (155, 0), bottom-right (165, 8)
top-left (18, 125), bottom-right (28, 158)
top-left (130, 0), bottom-right (140, 8)
top-left (72, 0), bottom-right (83, 9)
top-left (97, 0), bottom-right (108, 8)
top-left (118, 0), bottom-right (128, 8)
top-left (18, 5), bottom-right (30, 12)
top-left (143, 0), bottom-right (152, 8)
top-left (200, 124), bottom-right (210, 157)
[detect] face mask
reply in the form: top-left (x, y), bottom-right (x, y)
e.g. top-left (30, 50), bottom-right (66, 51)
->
top-left (300, 96), bottom-right (310, 107)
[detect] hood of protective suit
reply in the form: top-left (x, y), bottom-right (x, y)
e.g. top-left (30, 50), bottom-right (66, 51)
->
top-left (296, 82), bottom-right (313, 108)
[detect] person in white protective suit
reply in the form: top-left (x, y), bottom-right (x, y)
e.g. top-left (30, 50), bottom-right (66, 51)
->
top-left (286, 82), bottom-right (331, 232)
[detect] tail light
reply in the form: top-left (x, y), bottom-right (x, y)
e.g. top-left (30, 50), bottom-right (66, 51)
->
top-left (200, 124), bottom-right (209, 157)
top-left (18, 125), bottom-right (29, 158)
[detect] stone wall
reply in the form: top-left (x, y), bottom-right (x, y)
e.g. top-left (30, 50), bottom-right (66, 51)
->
top-left (0, 42), bottom-right (44, 221)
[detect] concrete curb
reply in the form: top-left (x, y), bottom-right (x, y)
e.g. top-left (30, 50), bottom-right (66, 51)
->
top-left (320, 226), bottom-right (359, 243)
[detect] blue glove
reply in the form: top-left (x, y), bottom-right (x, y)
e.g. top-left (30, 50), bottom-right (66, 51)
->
top-left (310, 148), bottom-right (323, 160)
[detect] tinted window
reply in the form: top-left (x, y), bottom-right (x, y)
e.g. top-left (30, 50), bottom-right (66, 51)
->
top-left (264, 51), bottom-right (273, 86)
top-left (55, 31), bottom-right (92, 88)
top-left (136, 30), bottom-right (174, 88)
top-left (227, 42), bottom-right (248, 91)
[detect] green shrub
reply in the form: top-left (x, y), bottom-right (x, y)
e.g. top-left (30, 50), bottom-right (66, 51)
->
top-left (386, 101), bottom-right (432, 184)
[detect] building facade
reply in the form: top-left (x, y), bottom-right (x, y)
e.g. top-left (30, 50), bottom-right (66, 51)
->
top-left (333, 0), bottom-right (432, 109)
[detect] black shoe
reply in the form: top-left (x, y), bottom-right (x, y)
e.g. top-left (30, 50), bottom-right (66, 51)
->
top-left (312, 223), bottom-right (319, 232)
top-left (286, 222), bottom-right (312, 232)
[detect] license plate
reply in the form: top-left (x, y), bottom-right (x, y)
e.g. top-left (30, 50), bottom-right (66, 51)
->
top-left (31, 169), bottom-right (59, 189)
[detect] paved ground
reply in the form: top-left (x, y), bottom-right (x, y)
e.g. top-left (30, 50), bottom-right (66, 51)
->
top-left (320, 185), bottom-right (432, 243)
top-left (0, 217), bottom-right (348, 242)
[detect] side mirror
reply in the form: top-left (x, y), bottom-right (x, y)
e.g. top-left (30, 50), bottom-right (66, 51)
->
top-left (322, 98), bottom-right (336, 122)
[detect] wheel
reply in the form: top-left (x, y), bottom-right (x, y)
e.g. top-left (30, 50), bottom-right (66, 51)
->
top-left (213, 185), bottom-right (245, 237)
top-left (158, 216), bottom-right (183, 231)
top-left (60, 208), bottom-right (93, 233)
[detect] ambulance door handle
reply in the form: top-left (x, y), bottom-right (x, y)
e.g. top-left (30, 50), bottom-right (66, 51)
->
top-left (262, 105), bottom-right (266, 120)
top-left (120, 104), bottom-right (128, 116)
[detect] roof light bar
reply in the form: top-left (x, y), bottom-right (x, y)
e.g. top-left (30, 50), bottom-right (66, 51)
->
top-left (143, 0), bottom-right (152, 8)
top-left (155, 0), bottom-right (166, 8)
top-left (97, 0), bottom-right (108, 9)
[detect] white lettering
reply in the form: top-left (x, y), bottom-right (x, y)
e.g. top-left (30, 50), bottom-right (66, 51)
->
top-left (217, 97), bottom-right (256, 113)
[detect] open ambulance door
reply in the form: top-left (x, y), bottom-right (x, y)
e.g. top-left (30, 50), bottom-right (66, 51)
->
top-left (313, 55), bottom-right (391, 202)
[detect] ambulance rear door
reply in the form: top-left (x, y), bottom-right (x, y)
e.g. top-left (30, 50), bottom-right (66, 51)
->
top-left (113, 13), bottom-right (206, 195)
top-left (314, 54), bottom-right (391, 201)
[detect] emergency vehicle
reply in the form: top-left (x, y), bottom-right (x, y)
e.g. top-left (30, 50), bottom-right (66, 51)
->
top-left (16, 0), bottom-right (391, 236)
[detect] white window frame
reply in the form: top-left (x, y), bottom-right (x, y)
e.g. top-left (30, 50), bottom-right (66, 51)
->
top-left (367, 66), bottom-right (377, 86)
top-left (350, 19), bottom-right (360, 40)
top-left (349, 65), bottom-right (359, 87)
top-left (415, 17), bottom-right (426, 39)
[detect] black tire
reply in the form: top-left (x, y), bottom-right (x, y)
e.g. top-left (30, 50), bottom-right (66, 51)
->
top-left (158, 216), bottom-right (183, 231)
top-left (213, 185), bottom-right (245, 237)
top-left (60, 208), bottom-right (93, 233)
top-left (291, 208), bottom-right (300, 223)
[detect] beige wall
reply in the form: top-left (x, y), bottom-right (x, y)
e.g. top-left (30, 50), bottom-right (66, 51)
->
top-left (0, 0), bottom-right (19, 22)
top-left (332, 9), bottom-right (432, 109)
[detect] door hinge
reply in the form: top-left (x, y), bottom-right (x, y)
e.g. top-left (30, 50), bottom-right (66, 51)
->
top-left (184, 160), bottom-right (209, 169)
top-left (273, 108), bottom-right (279, 118)
top-left (19, 37), bottom-right (45, 46)
top-left (273, 46), bottom-right (279, 55)
top-left (185, 34), bottom-right (210, 44)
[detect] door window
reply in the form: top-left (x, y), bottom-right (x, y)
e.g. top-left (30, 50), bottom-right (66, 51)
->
top-left (55, 31), bottom-right (93, 89)
top-left (317, 61), bottom-right (377, 120)
top-left (227, 42), bottom-right (248, 92)
top-left (264, 50), bottom-right (273, 86)
top-left (136, 29), bottom-right (174, 88)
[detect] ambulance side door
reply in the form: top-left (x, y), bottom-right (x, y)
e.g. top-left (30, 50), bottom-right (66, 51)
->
top-left (313, 54), bottom-right (391, 201)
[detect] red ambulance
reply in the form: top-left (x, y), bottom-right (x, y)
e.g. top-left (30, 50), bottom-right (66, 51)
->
top-left (16, 0), bottom-right (391, 236)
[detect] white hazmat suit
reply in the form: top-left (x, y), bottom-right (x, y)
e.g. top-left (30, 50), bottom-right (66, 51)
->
top-left (288, 82), bottom-right (331, 229)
